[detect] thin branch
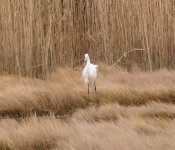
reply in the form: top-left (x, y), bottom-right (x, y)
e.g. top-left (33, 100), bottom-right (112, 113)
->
top-left (27, 64), bottom-right (45, 69)
top-left (27, 58), bottom-right (84, 70)
top-left (109, 48), bottom-right (145, 68)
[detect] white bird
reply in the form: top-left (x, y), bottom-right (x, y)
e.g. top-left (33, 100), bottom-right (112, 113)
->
top-left (82, 54), bottom-right (98, 95)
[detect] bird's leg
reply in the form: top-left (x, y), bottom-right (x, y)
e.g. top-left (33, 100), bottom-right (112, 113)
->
top-left (94, 81), bottom-right (97, 95)
top-left (94, 81), bottom-right (99, 106)
top-left (88, 83), bottom-right (90, 95)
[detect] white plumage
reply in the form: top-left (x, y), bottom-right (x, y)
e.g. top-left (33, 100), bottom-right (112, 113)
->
top-left (82, 54), bottom-right (98, 94)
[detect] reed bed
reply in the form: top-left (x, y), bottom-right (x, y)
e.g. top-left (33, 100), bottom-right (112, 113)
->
top-left (0, 0), bottom-right (175, 77)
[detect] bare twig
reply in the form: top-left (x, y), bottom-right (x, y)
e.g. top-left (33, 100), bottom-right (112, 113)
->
top-left (27, 64), bottom-right (45, 69)
top-left (27, 58), bottom-right (84, 70)
top-left (109, 48), bottom-right (145, 68)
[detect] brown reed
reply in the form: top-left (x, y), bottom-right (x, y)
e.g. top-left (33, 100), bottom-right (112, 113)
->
top-left (0, 0), bottom-right (174, 77)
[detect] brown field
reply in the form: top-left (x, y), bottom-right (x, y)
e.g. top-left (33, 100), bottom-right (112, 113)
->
top-left (1, 0), bottom-right (175, 150)
top-left (0, 66), bottom-right (175, 150)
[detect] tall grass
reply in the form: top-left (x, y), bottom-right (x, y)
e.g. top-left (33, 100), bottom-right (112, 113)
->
top-left (0, 67), bottom-right (174, 149)
top-left (0, 0), bottom-right (175, 77)
top-left (0, 103), bottom-right (175, 150)
top-left (0, 67), bottom-right (175, 117)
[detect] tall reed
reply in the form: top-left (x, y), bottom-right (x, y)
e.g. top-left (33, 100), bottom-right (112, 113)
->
top-left (0, 0), bottom-right (174, 77)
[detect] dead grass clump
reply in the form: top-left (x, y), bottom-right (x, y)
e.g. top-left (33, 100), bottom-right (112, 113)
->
top-left (73, 104), bottom-right (121, 122)
top-left (141, 111), bottom-right (175, 120)
top-left (98, 69), bottom-right (175, 105)
top-left (0, 116), bottom-right (175, 150)
top-left (73, 102), bottom-right (175, 123)
top-left (0, 81), bottom-right (86, 118)
top-left (0, 68), bottom-right (174, 118)
top-left (99, 88), bottom-right (175, 106)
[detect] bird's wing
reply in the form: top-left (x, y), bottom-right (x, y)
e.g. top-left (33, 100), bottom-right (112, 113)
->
top-left (82, 67), bottom-right (86, 76)
top-left (91, 64), bottom-right (98, 68)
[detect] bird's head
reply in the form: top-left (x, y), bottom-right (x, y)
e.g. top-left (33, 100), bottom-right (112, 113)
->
top-left (84, 53), bottom-right (89, 62)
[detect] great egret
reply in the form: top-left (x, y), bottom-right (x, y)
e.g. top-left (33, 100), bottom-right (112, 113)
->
top-left (82, 54), bottom-right (98, 95)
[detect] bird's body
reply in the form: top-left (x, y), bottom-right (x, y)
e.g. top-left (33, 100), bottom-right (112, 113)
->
top-left (82, 62), bottom-right (98, 84)
top-left (82, 54), bottom-right (98, 94)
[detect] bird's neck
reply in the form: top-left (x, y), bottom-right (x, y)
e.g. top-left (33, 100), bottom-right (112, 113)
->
top-left (86, 59), bottom-right (90, 64)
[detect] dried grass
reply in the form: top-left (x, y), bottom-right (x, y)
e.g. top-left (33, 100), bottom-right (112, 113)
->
top-left (0, 0), bottom-right (175, 77)
top-left (0, 67), bottom-right (174, 117)
top-left (0, 68), bottom-right (174, 149)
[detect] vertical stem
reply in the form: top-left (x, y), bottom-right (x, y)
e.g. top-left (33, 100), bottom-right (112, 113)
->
top-left (15, 50), bottom-right (22, 79)
top-left (142, 4), bottom-right (153, 72)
